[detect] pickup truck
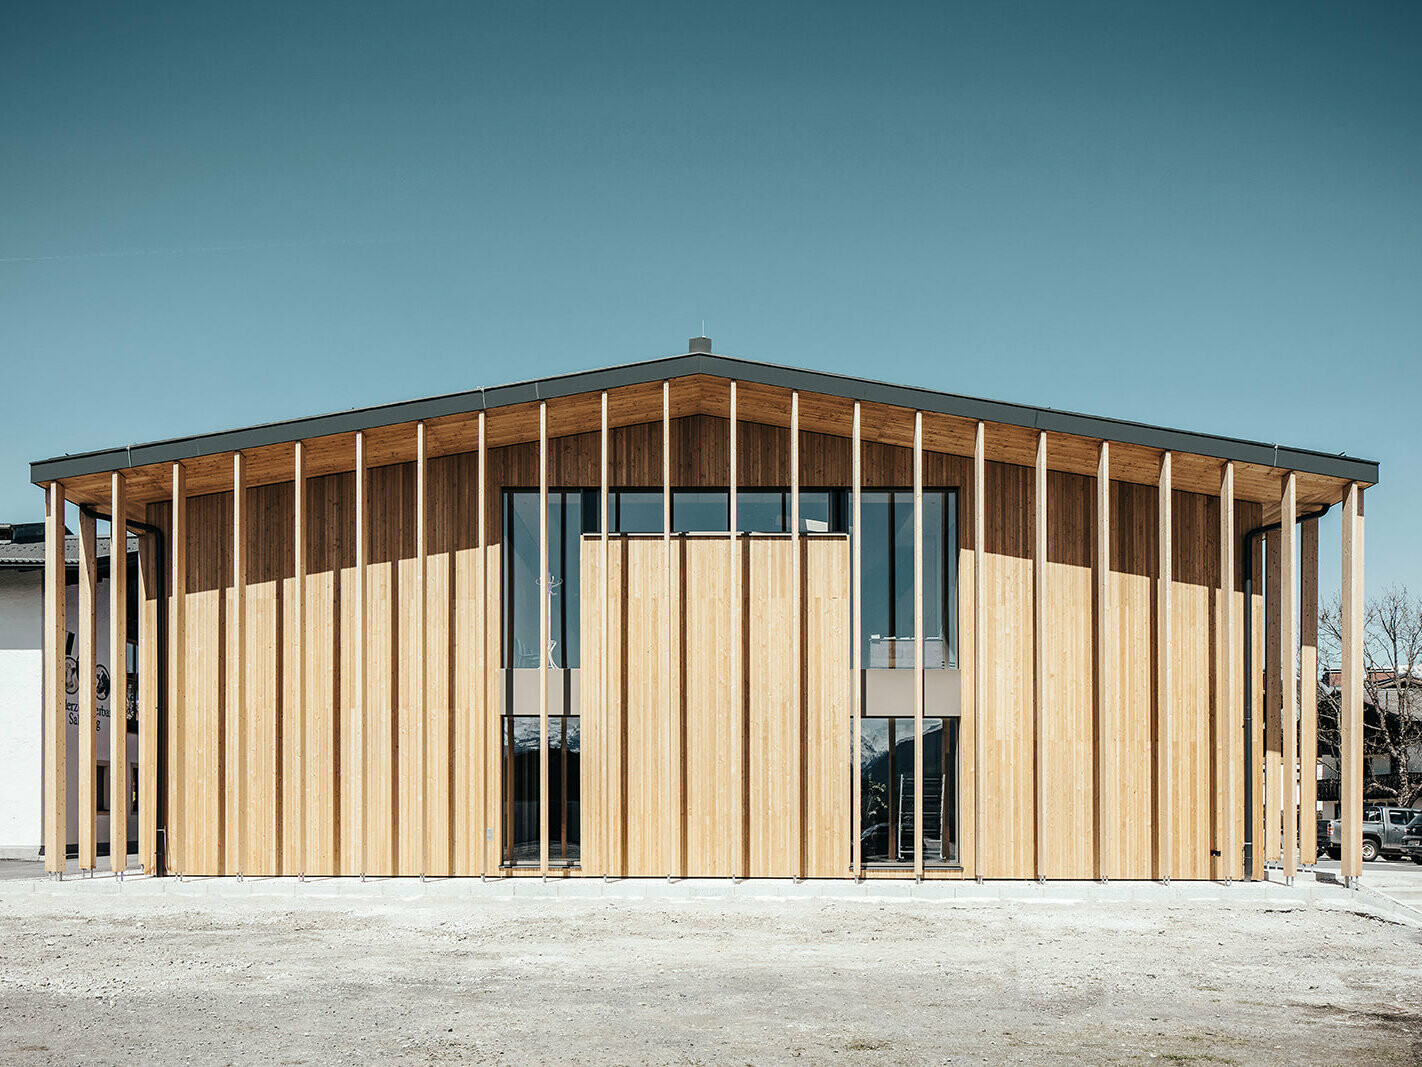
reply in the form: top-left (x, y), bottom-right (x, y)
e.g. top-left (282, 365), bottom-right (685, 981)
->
top-left (1327, 805), bottom-right (1422, 862)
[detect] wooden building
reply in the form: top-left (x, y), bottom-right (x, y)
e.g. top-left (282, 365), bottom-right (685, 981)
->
top-left (30, 342), bottom-right (1378, 882)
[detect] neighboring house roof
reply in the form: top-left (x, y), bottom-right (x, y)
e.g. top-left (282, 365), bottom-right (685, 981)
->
top-left (0, 530), bottom-right (140, 569)
top-left (29, 349), bottom-right (1381, 487)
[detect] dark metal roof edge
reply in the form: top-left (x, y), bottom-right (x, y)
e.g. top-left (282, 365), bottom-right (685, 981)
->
top-left (29, 351), bottom-right (1379, 487)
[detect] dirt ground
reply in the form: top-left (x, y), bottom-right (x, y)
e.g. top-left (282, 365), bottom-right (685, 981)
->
top-left (1, 885), bottom-right (1419, 1065)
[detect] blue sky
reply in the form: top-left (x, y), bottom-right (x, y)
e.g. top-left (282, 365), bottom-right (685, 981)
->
top-left (2, 2), bottom-right (1418, 602)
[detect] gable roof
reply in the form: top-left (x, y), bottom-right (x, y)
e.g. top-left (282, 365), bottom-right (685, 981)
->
top-left (29, 350), bottom-right (1379, 487)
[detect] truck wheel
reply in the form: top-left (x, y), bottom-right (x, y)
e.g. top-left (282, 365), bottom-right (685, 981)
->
top-left (1328, 847), bottom-right (1341, 860)
top-left (1413, 855), bottom-right (1422, 865)
top-left (1361, 838), bottom-right (1379, 862)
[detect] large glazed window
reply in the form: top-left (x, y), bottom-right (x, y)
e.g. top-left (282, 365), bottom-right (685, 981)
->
top-left (504, 490), bottom-right (587, 668)
top-left (859, 716), bottom-right (959, 866)
top-left (502, 715), bottom-right (580, 866)
top-left (856, 490), bottom-right (956, 669)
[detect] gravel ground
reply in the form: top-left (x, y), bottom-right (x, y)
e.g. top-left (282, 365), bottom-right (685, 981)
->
top-left (1, 885), bottom-right (1419, 1065)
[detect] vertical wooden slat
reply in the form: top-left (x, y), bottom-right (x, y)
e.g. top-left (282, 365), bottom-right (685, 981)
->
top-left (791, 390), bottom-right (802, 879)
top-left (110, 474), bottom-right (128, 874)
top-left (913, 411), bottom-right (925, 879)
top-left (416, 421), bottom-right (428, 876)
top-left (137, 528), bottom-right (157, 874)
top-left (1033, 431), bottom-right (1046, 879)
top-left (1218, 462), bottom-right (1235, 880)
top-left (1281, 473), bottom-right (1298, 879)
top-left (475, 414), bottom-right (487, 875)
top-left (354, 432), bottom-right (367, 876)
top-left (973, 422), bottom-right (985, 879)
top-left (598, 392), bottom-right (609, 877)
top-left (44, 483), bottom-right (67, 875)
top-left (1340, 483), bottom-right (1364, 880)
top-left (1157, 451), bottom-right (1172, 881)
top-left (851, 401), bottom-right (862, 880)
top-left (538, 402), bottom-right (549, 876)
top-left (230, 454), bottom-right (245, 875)
top-left (730, 381), bottom-right (743, 878)
top-left (1095, 441), bottom-right (1112, 880)
top-left (169, 462), bottom-right (186, 875)
top-left (663, 380), bottom-right (681, 878)
top-left (1265, 529), bottom-right (1282, 863)
top-left (1300, 517), bottom-right (1319, 865)
top-left (292, 444), bottom-right (306, 876)
top-left (78, 509), bottom-right (97, 870)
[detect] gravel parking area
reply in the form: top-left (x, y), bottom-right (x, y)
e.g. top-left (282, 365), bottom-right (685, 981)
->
top-left (1, 881), bottom-right (1420, 1065)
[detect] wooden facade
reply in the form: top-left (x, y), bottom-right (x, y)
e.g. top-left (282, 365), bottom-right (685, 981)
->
top-left (33, 356), bottom-right (1376, 880)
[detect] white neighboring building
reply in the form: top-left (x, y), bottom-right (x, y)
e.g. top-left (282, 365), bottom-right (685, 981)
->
top-left (0, 521), bottom-right (138, 860)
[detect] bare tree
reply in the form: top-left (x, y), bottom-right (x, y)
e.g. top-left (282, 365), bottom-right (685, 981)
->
top-left (1318, 584), bottom-right (1422, 808)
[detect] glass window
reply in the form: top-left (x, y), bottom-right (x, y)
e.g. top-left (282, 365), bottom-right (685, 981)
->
top-left (858, 716), bottom-right (958, 866)
top-left (504, 490), bottom-right (591, 669)
top-left (856, 490), bottom-right (955, 668)
top-left (736, 491), bottom-right (785, 533)
top-left (672, 491), bottom-right (728, 533)
top-left (1388, 810), bottom-right (1410, 825)
top-left (613, 491), bottom-right (664, 533)
top-left (798, 491), bottom-right (834, 533)
top-left (96, 763), bottom-right (109, 814)
top-left (502, 715), bottom-right (579, 867)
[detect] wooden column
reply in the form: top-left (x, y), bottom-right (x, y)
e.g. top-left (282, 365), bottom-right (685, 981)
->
top-left (1264, 530), bottom-right (1282, 863)
top-left (1218, 462), bottom-right (1236, 880)
top-left (913, 411), bottom-right (924, 879)
top-left (1300, 517), bottom-right (1319, 865)
top-left (1281, 474), bottom-right (1298, 878)
top-left (599, 391), bottom-right (609, 878)
top-left (230, 454), bottom-right (246, 876)
top-left (78, 508), bottom-right (97, 870)
top-left (791, 390), bottom-right (803, 879)
top-left (1095, 441), bottom-right (1112, 880)
top-left (730, 382), bottom-right (745, 879)
top-left (170, 462), bottom-right (186, 875)
top-left (1340, 483), bottom-right (1364, 879)
top-left (538, 402), bottom-right (550, 876)
top-left (1033, 432), bottom-right (1046, 880)
top-left (1248, 534), bottom-right (1265, 881)
top-left (662, 381), bottom-right (677, 877)
top-left (109, 474), bottom-right (128, 874)
top-left (1157, 451), bottom-right (1173, 881)
top-left (354, 432), bottom-right (367, 876)
top-left (973, 422), bottom-right (985, 880)
top-left (416, 421), bottom-right (428, 876)
top-left (475, 413), bottom-right (487, 875)
top-left (851, 401), bottom-right (862, 879)
top-left (43, 483), bottom-right (67, 875)
top-left (292, 444), bottom-right (305, 876)
top-left (137, 528), bottom-right (157, 874)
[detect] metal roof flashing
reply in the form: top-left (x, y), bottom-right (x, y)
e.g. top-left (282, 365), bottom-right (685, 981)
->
top-left (29, 350), bottom-right (1379, 487)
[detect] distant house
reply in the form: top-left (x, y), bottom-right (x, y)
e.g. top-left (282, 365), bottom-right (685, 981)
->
top-left (0, 521), bottom-right (138, 859)
top-left (1316, 670), bottom-right (1422, 818)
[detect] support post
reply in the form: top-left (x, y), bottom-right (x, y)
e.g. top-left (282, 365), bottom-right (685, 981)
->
top-left (1340, 484), bottom-right (1364, 880)
top-left (1096, 441), bottom-right (1112, 880)
top-left (600, 391), bottom-right (609, 878)
top-left (1218, 462), bottom-right (1236, 880)
top-left (730, 382), bottom-right (744, 879)
top-left (354, 432), bottom-right (368, 877)
top-left (78, 508), bottom-right (97, 870)
top-left (663, 381), bottom-right (676, 878)
top-left (1033, 431), bottom-right (1046, 880)
top-left (292, 444), bottom-right (305, 877)
top-left (539, 402), bottom-right (549, 877)
top-left (1281, 473), bottom-right (1298, 879)
top-left (791, 390), bottom-right (802, 879)
top-left (851, 401), bottom-right (862, 880)
top-left (1157, 451), bottom-right (1173, 881)
top-left (416, 421), bottom-right (427, 877)
top-left (231, 454), bottom-right (246, 876)
top-left (110, 473), bottom-right (128, 874)
top-left (973, 422), bottom-right (985, 880)
top-left (44, 482), bottom-right (67, 875)
top-left (913, 411), bottom-right (924, 879)
top-left (170, 462), bottom-right (187, 875)
top-left (137, 528), bottom-right (157, 874)
top-left (1300, 517), bottom-right (1319, 865)
top-left (1265, 530), bottom-right (1282, 863)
